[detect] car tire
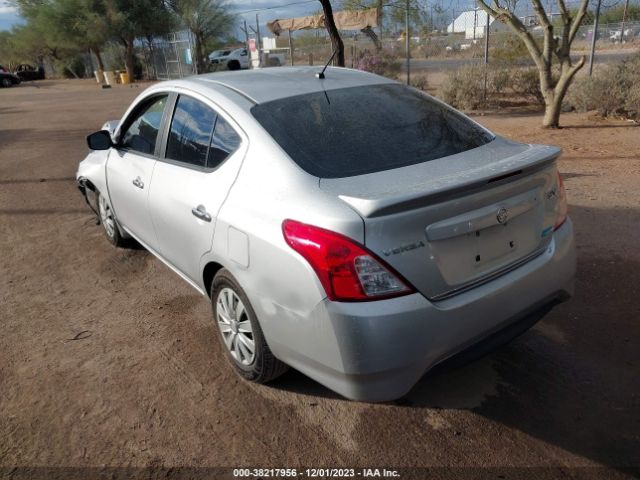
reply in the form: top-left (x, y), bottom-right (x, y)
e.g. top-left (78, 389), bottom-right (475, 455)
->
top-left (1, 77), bottom-right (12, 88)
top-left (211, 269), bottom-right (289, 383)
top-left (227, 60), bottom-right (240, 71)
top-left (97, 191), bottom-right (127, 247)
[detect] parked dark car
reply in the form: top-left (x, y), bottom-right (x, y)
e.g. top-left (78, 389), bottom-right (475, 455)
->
top-left (0, 71), bottom-right (21, 88)
top-left (14, 64), bottom-right (45, 81)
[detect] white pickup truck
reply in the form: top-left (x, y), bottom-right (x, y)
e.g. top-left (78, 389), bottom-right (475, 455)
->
top-left (210, 48), bottom-right (250, 70)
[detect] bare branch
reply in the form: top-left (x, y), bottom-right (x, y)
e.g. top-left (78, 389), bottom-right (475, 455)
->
top-left (530, 0), bottom-right (551, 28)
top-left (555, 0), bottom-right (571, 59)
top-left (530, 0), bottom-right (554, 64)
top-left (476, 0), bottom-right (543, 65)
top-left (568, 0), bottom-right (589, 45)
top-left (556, 0), bottom-right (570, 20)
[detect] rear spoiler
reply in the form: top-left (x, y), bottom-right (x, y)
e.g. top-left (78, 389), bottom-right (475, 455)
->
top-left (337, 144), bottom-right (561, 218)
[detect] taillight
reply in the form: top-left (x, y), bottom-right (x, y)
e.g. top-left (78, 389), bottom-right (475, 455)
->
top-left (282, 220), bottom-right (414, 302)
top-left (554, 171), bottom-right (568, 230)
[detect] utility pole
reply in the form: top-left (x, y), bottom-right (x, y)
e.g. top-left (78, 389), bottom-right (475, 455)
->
top-left (240, 20), bottom-right (250, 55)
top-left (473, 7), bottom-right (478, 41)
top-left (248, 15), bottom-right (263, 68)
top-left (620, 0), bottom-right (630, 46)
top-left (588, 0), bottom-right (602, 76)
top-left (484, 11), bottom-right (490, 64)
top-left (405, 0), bottom-right (410, 85)
top-left (288, 29), bottom-right (294, 66)
top-left (256, 13), bottom-right (262, 68)
top-left (484, 10), bottom-right (490, 102)
top-left (451, 9), bottom-right (455, 35)
top-left (430, 5), bottom-right (434, 32)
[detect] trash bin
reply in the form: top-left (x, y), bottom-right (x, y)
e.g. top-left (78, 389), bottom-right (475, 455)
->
top-left (103, 70), bottom-right (117, 85)
top-left (119, 72), bottom-right (130, 84)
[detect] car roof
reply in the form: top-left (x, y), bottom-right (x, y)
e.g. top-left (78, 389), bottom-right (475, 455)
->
top-left (171, 66), bottom-right (395, 104)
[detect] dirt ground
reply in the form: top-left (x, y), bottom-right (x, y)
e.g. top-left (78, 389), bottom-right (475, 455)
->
top-left (1, 80), bottom-right (639, 479)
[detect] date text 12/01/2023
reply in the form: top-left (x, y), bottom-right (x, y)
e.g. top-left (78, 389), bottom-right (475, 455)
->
top-left (232, 468), bottom-right (401, 478)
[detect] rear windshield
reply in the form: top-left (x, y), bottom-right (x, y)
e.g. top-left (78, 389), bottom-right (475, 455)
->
top-left (251, 84), bottom-right (494, 178)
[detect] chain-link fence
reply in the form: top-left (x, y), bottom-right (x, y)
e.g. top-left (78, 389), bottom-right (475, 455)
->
top-left (144, 30), bottom-right (197, 80)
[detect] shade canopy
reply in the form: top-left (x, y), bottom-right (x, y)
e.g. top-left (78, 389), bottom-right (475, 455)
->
top-left (267, 8), bottom-right (378, 36)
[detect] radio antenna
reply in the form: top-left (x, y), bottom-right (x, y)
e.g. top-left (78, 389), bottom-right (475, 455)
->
top-left (316, 48), bottom-right (338, 79)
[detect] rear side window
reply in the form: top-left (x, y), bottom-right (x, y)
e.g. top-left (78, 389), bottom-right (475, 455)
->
top-left (208, 116), bottom-right (242, 168)
top-left (166, 95), bottom-right (216, 168)
top-left (120, 95), bottom-right (168, 155)
top-left (251, 84), bottom-right (494, 178)
top-left (165, 95), bottom-right (241, 169)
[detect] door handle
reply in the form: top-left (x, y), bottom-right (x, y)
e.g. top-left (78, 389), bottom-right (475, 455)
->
top-left (191, 205), bottom-right (212, 222)
top-left (132, 176), bottom-right (144, 189)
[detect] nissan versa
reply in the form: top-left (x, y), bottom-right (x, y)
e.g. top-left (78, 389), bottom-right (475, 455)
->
top-left (76, 67), bottom-right (576, 402)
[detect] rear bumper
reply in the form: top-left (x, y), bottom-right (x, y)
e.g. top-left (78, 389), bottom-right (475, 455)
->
top-left (266, 218), bottom-right (576, 402)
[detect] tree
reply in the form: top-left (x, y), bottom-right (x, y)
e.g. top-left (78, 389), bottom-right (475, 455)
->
top-left (0, 30), bottom-right (23, 70)
top-left (168, 0), bottom-right (232, 73)
top-left (475, 0), bottom-right (589, 128)
top-left (14, 0), bottom-right (88, 75)
top-left (319, 0), bottom-right (345, 67)
top-left (47, 0), bottom-right (110, 72)
top-left (104, 0), bottom-right (174, 81)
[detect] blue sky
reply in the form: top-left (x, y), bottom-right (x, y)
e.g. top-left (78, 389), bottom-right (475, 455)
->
top-left (0, 3), bottom-right (24, 31)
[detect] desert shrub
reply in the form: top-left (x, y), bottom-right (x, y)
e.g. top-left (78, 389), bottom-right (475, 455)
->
top-left (565, 74), bottom-right (614, 113)
top-left (490, 67), bottom-right (512, 94)
top-left (566, 53), bottom-right (640, 120)
top-left (440, 64), bottom-right (489, 110)
top-left (355, 49), bottom-right (401, 78)
top-left (625, 82), bottom-right (640, 120)
top-left (410, 73), bottom-right (428, 91)
top-left (511, 67), bottom-right (544, 103)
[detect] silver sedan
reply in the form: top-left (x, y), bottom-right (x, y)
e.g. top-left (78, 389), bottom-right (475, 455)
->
top-left (77, 67), bottom-right (576, 402)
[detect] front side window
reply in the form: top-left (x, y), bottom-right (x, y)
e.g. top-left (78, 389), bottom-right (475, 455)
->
top-left (120, 95), bottom-right (168, 155)
top-left (166, 95), bottom-right (217, 168)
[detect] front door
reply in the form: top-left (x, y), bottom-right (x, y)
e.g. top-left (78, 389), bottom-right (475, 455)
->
top-left (148, 93), bottom-right (245, 284)
top-left (106, 94), bottom-right (168, 247)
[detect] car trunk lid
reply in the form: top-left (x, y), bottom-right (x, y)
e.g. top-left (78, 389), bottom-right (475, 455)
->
top-left (319, 137), bottom-right (562, 301)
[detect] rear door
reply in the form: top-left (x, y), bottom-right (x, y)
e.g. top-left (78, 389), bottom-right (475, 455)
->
top-left (148, 92), bottom-right (245, 284)
top-left (106, 94), bottom-right (169, 247)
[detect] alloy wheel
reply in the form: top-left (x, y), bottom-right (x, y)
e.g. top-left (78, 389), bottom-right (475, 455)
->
top-left (98, 195), bottom-right (116, 239)
top-left (216, 287), bottom-right (255, 366)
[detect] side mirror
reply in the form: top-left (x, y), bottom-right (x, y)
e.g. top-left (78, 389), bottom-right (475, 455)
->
top-left (87, 130), bottom-right (113, 150)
